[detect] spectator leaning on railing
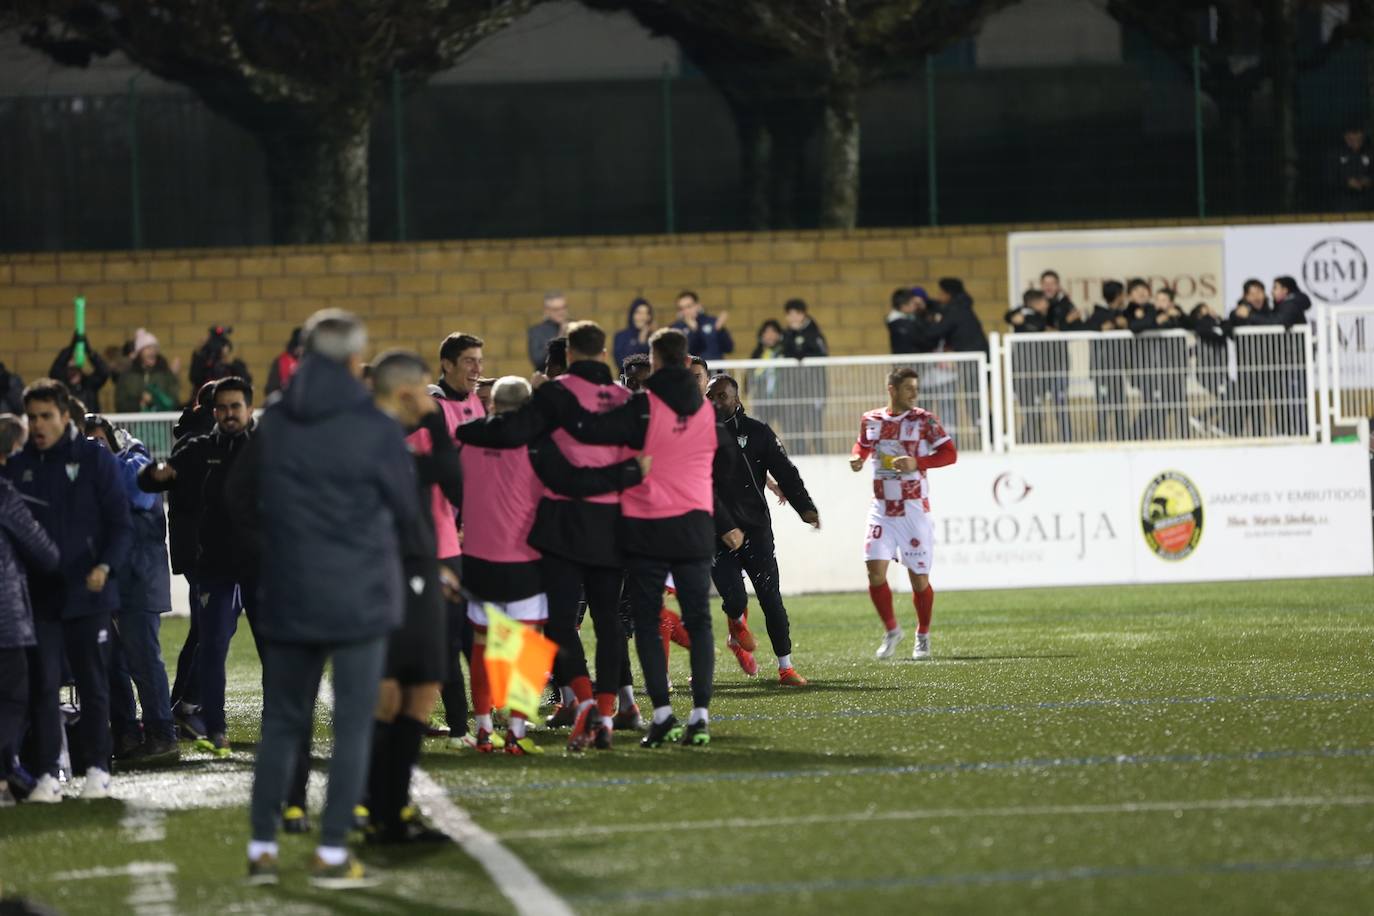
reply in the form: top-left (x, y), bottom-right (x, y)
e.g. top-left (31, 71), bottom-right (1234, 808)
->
top-left (887, 287), bottom-right (943, 355)
top-left (1084, 280), bottom-right (1132, 441)
top-left (931, 278), bottom-right (989, 355)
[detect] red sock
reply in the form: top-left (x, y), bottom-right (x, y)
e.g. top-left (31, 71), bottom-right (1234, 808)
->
top-left (569, 675), bottom-right (593, 703)
top-left (596, 692), bottom-right (616, 718)
top-left (914, 585), bottom-right (934, 634)
top-left (868, 583), bottom-right (897, 631)
top-left (470, 642), bottom-right (491, 716)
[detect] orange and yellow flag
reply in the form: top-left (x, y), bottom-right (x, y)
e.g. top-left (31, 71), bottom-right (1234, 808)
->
top-left (483, 606), bottom-right (558, 720)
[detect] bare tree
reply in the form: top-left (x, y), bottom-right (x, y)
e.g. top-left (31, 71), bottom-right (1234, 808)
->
top-left (5, 1), bottom-right (537, 243)
top-left (586, 0), bottom-right (1016, 229)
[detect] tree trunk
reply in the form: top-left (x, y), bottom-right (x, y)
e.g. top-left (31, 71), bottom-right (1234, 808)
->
top-left (731, 104), bottom-right (774, 230)
top-left (259, 111), bottom-right (371, 244)
top-left (818, 83), bottom-right (860, 229)
top-left (1267, 0), bottom-right (1300, 212)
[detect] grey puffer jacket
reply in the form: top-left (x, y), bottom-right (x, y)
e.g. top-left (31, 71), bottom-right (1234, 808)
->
top-left (0, 476), bottom-right (59, 648)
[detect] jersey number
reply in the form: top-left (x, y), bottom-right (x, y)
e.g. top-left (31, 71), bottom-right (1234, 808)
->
top-left (868, 524), bottom-right (883, 539)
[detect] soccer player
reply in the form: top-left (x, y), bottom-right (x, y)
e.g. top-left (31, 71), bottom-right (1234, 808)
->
top-left (563, 328), bottom-right (741, 748)
top-left (459, 376), bottom-right (646, 754)
top-left (850, 367), bottom-right (957, 660)
top-left (706, 374), bottom-right (819, 685)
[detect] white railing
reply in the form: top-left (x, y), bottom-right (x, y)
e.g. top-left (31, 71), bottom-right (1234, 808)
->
top-left (714, 352), bottom-right (991, 456)
top-left (105, 411), bottom-right (184, 459)
top-left (1325, 305), bottom-right (1374, 432)
top-left (1000, 326), bottom-right (1317, 450)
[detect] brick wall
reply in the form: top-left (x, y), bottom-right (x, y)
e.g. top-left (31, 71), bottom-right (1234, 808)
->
top-left (0, 215), bottom-right (1359, 413)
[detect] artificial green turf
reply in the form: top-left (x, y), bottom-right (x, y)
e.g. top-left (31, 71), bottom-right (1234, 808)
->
top-left (1, 577), bottom-right (1371, 914)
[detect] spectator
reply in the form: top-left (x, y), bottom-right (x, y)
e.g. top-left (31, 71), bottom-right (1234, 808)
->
top-left (138, 377), bottom-right (257, 758)
top-left (671, 290), bottom-right (734, 361)
top-left (780, 299), bottom-right (828, 359)
top-left (0, 468), bottom-right (59, 806)
top-left (49, 333), bottom-right (111, 413)
top-left (887, 287), bottom-right (941, 355)
top-left (1040, 270), bottom-right (1077, 327)
top-left (84, 415), bottom-right (177, 765)
top-left (1333, 124), bottom-right (1372, 210)
top-left (1267, 276), bottom-right (1312, 436)
top-left (115, 330), bottom-right (181, 413)
top-left (265, 328), bottom-right (303, 397)
top-left (0, 362), bottom-right (24, 414)
top-left (780, 299), bottom-right (828, 454)
top-left (1128, 285), bottom-right (1188, 440)
top-left (1085, 280), bottom-right (1132, 441)
top-left (1007, 290), bottom-right (1069, 444)
top-left (189, 325), bottom-right (252, 397)
top-left (1230, 278), bottom-right (1274, 437)
top-left (613, 298), bottom-right (654, 369)
top-left (1268, 276), bottom-right (1312, 328)
top-left (746, 320), bottom-right (786, 433)
top-left (930, 278), bottom-right (989, 355)
top-left (1186, 303), bottom-right (1231, 436)
top-left (3, 379), bottom-right (132, 803)
top-left (527, 291), bottom-right (569, 372)
top-left (231, 309), bottom-right (421, 886)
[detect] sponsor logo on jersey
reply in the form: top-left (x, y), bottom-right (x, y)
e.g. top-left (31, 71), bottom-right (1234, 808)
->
top-left (1141, 470), bottom-right (1203, 561)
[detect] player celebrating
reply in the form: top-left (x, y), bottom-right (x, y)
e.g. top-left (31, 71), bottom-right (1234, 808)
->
top-left (850, 367), bottom-right (957, 660)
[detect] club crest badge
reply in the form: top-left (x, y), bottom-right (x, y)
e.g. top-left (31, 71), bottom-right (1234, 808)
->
top-left (65, 463), bottom-right (80, 482)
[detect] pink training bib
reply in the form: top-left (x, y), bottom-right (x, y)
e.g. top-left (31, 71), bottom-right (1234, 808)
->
top-left (620, 392), bottom-right (715, 520)
top-left (548, 373), bottom-right (635, 505)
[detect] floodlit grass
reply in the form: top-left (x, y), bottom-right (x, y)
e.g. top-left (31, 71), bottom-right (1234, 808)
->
top-left (1, 577), bottom-right (1372, 914)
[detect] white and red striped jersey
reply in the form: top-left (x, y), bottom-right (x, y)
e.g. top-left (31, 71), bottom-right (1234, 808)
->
top-left (854, 407), bottom-right (950, 517)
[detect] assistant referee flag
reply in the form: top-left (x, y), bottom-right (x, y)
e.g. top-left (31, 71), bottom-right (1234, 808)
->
top-left (483, 606), bottom-right (559, 719)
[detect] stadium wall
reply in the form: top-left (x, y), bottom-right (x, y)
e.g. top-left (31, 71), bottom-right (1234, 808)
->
top-left (774, 443), bottom-right (1374, 595)
top-left (3, 214), bottom-right (1373, 411)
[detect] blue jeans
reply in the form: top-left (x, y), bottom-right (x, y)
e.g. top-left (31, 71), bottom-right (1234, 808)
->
top-left (112, 610), bottom-right (175, 743)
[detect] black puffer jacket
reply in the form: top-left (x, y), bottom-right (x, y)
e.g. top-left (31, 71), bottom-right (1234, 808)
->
top-left (0, 476), bottom-right (59, 648)
top-left (227, 353), bottom-right (422, 645)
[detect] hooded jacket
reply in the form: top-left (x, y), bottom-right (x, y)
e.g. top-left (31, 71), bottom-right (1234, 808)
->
top-left (3, 424), bottom-right (133, 619)
top-left (227, 353), bottom-right (421, 645)
top-left (453, 361), bottom-right (644, 568)
top-left (562, 366), bottom-right (738, 560)
top-left (111, 437), bottom-right (172, 613)
top-left (0, 476), bottom-right (59, 648)
top-left (717, 406), bottom-right (817, 533)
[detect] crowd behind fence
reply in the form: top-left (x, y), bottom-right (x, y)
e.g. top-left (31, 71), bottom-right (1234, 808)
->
top-left (101, 306), bottom-right (1373, 461)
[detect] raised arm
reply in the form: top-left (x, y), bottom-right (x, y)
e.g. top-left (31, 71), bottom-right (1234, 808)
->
top-left (529, 435), bottom-right (643, 499)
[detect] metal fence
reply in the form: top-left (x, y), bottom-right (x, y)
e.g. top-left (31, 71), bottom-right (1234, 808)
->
top-left (1326, 305), bottom-right (1374, 430)
top-left (999, 326), bottom-right (1316, 450)
top-left (106, 411), bottom-right (182, 459)
top-left (714, 353), bottom-right (990, 457)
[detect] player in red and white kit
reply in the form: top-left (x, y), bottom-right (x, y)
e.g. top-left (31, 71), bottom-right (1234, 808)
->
top-left (850, 366), bottom-right (957, 660)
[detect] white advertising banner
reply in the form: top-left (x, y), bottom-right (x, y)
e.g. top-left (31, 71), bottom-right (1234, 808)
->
top-left (772, 444), bottom-right (1372, 594)
top-left (1223, 223), bottom-right (1374, 312)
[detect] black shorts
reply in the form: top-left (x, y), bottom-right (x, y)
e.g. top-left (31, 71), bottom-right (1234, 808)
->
top-left (385, 557), bottom-right (448, 685)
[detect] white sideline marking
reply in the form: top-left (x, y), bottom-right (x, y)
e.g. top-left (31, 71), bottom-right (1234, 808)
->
top-left (498, 794), bottom-right (1374, 841)
top-left (317, 675), bottom-right (573, 916)
top-left (410, 768), bottom-right (576, 916)
top-left (52, 863), bottom-right (177, 882)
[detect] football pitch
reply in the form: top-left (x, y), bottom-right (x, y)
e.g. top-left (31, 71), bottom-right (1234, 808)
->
top-left (2, 576), bottom-right (1372, 915)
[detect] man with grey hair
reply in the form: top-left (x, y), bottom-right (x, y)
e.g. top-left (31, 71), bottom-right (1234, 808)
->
top-left (228, 309), bottom-right (422, 888)
top-left (526, 291), bottom-right (568, 371)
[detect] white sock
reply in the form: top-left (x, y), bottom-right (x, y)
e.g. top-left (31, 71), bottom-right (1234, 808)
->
top-left (509, 716), bottom-right (527, 739)
top-left (559, 685), bottom-right (576, 705)
top-left (315, 846), bottom-right (347, 867)
top-left (618, 686), bottom-right (635, 708)
top-left (777, 654), bottom-right (792, 670)
top-left (475, 714), bottom-right (493, 733)
top-left (651, 705), bottom-right (674, 725)
top-left (688, 707), bottom-right (708, 726)
top-left (247, 841), bottom-right (279, 861)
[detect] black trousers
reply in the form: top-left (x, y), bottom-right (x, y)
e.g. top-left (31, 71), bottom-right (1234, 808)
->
top-left (438, 557), bottom-right (471, 736)
top-left (28, 612), bottom-right (112, 776)
top-left (170, 575), bottom-right (199, 708)
top-left (0, 647), bottom-right (27, 777)
top-left (624, 555), bottom-right (713, 710)
top-left (712, 524), bottom-right (792, 659)
top-left (541, 554), bottom-right (625, 697)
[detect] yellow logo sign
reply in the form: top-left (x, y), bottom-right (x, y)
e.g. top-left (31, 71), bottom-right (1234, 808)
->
top-left (1141, 471), bottom-right (1203, 561)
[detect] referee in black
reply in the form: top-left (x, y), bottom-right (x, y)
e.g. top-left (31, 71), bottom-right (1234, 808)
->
top-left (706, 375), bottom-right (819, 686)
